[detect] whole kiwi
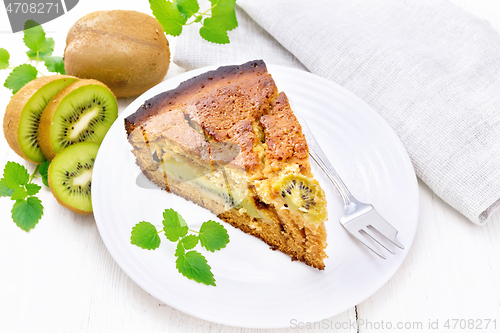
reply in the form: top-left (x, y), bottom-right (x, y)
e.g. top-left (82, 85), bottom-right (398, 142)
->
top-left (64, 10), bottom-right (170, 98)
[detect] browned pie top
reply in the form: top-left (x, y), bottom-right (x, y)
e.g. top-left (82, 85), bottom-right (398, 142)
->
top-left (125, 60), bottom-right (310, 172)
top-left (260, 92), bottom-right (309, 161)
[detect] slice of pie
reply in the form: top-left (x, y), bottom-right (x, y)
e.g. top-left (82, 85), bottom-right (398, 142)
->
top-left (124, 60), bottom-right (328, 269)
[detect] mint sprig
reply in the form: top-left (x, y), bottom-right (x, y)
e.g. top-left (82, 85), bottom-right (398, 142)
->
top-left (4, 64), bottom-right (38, 94)
top-left (0, 161), bottom-right (47, 231)
top-left (23, 20), bottom-right (55, 60)
top-left (0, 48), bottom-right (9, 70)
top-left (131, 208), bottom-right (230, 286)
top-left (149, 0), bottom-right (238, 44)
top-left (1, 20), bottom-right (64, 94)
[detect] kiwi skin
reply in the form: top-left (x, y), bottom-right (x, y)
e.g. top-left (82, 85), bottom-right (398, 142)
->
top-left (64, 10), bottom-right (171, 98)
top-left (38, 79), bottom-right (117, 161)
top-left (48, 141), bottom-right (99, 214)
top-left (3, 75), bottom-right (77, 164)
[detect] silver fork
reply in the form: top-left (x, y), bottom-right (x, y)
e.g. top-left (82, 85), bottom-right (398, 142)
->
top-left (299, 118), bottom-right (404, 258)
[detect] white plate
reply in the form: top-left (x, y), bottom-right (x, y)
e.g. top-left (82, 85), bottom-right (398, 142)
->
top-left (92, 64), bottom-right (419, 328)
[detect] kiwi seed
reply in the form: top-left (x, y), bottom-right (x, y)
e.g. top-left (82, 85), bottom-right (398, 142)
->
top-left (272, 173), bottom-right (327, 223)
top-left (38, 79), bottom-right (118, 160)
top-left (3, 76), bottom-right (78, 164)
top-left (48, 141), bottom-right (100, 214)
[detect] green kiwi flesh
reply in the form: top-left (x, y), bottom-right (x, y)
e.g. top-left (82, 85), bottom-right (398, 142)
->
top-left (48, 141), bottom-right (99, 213)
top-left (50, 84), bottom-right (117, 156)
top-left (18, 78), bottom-right (78, 163)
top-left (272, 173), bottom-right (327, 223)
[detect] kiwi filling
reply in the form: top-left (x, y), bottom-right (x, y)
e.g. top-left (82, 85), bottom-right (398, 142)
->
top-left (160, 153), bottom-right (208, 182)
top-left (272, 173), bottom-right (327, 223)
top-left (159, 159), bottom-right (232, 207)
top-left (280, 179), bottom-right (316, 212)
top-left (156, 149), bottom-right (265, 219)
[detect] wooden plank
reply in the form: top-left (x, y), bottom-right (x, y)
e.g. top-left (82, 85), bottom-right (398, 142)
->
top-left (0, 11), bottom-right (357, 333)
top-left (2, 0), bottom-right (499, 332)
top-left (357, 181), bottom-right (500, 332)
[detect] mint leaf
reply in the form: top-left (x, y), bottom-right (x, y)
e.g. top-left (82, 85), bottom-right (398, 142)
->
top-left (0, 179), bottom-right (15, 197)
top-left (26, 38), bottom-right (54, 60)
top-left (2, 161), bottom-right (30, 189)
top-left (210, 0), bottom-right (238, 31)
top-left (25, 183), bottom-right (41, 196)
top-left (23, 20), bottom-right (45, 53)
top-left (23, 19), bottom-right (39, 30)
top-left (150, 0), bottom-right (187, 36)
top-left (44, 56), bottom-right (65, 74)
top-left (0, 48), bottom-right (9, 70)
top-left (200, 17), bottom-right (230, 44)
top-left (181, 234), bottom-right (199, 250)
top-left (162, 208), bottom-right (188, 241)
top-left (177, 0), bottom-right (199, 19)
top-left (176, 250), bottom-right (215, 286)
top-left (11, 196), bottom-right (43, 231)
top-left (38, 160), bottom-right (50, 187)
top-left (11, 187), bottom-right (27, 201)
top-left (131, 221), bottom-right (161, 250)
top-left (27, 39), bottom-right (54, 60)
top-left (24, 19), bottom-right (54, 60)
top-left (38, 37), bottom-right (54, 53)
top-left (175, 241), bottom-right (185, 257)
top-left (4, 64), bottom-right (38, 94)
top-left (199, 220), bottom-right (229, 252)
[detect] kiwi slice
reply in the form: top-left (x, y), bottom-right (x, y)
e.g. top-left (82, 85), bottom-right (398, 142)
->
top-left (38, 79), bottom-right (118, 160)
top-left (3, 76), bottom-right (78, 163)
top-left (48, 141), bottom-right (99, 214)
top-left (272, 173), bottom-right (327, 223)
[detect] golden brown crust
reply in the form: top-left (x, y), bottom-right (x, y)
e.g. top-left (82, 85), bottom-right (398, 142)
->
top-left (260, 92), bottom-right (311, 174)
top-left (125, 60), bottom-right (273, 130)
top-left (126, 60), bottom-right (279, 171)
top-left (218, 210), bottom-right (326, 270)
top-left (261, 92), bottom-right (309, 161)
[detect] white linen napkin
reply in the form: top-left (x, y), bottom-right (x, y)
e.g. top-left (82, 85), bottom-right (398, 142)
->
top-left (174, 0), bottom-right (500, 225)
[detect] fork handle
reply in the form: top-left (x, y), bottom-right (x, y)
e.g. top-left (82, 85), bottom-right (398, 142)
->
top-left (308, 149), bottom-right (358, 207)
top-left (300, 119), bottom-right (358, 208)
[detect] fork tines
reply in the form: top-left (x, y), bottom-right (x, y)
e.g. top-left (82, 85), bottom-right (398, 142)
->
top-left (340, 204), bottom-right (404, 259)
top-left (299, 117), bottom-right (404, 259)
